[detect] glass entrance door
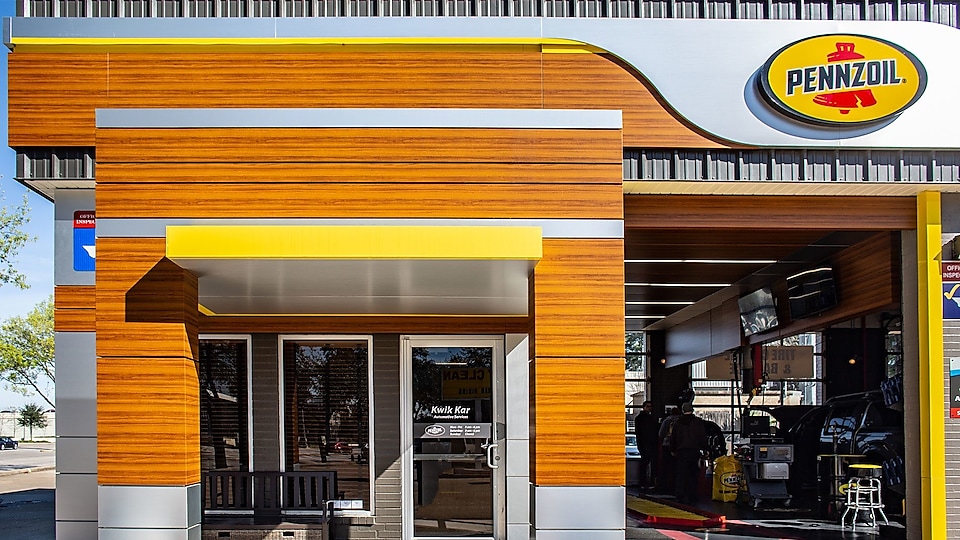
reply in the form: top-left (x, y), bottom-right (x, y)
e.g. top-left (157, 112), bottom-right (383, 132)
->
top-left (402, 337), bottom-right (505, 540)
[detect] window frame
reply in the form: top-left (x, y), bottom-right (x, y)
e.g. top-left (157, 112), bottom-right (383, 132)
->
top-left (198, 334), bottom-right (254, 473)
top-left (278, 334), bottom-right (375, 517)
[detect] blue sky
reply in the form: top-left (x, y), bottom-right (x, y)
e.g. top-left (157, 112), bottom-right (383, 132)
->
top-left (0, 1), bottom-right (56, 410)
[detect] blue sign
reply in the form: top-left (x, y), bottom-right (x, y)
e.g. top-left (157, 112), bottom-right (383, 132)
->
top-left (73, 211), bottom-right (95, 272)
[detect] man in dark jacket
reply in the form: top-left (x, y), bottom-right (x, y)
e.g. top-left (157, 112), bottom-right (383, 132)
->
top-left (669, 401), bottom-right (710, 505)
top-left (634, 401), bottom-right (658, 489)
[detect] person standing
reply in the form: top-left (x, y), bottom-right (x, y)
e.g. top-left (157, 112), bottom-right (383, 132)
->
top-left (634, 401), bottom-right (658, 489)
top-left (669, 401), bottom-right (710, 505)
top-left (657, 406), bottom-right (680, 493)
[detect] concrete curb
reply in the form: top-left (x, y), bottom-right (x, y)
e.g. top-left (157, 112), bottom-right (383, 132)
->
top-left (0, 465), bottom-right (55, 477)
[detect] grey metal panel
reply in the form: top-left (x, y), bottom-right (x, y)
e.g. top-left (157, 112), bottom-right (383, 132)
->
top-left (936, 152), bottom-right (960, 182)
top-left (95, 108), bottom-right (622, 130)
top-left (507, 523), bottom-right (534, 540)
top-left (54, 189), bottom-right (95, 286)
top-left (97, 218), bottom-right (624, 239)
top-left (506, 438), bottom-right (530, 477)
top-left (99, 526), bottom-right (199, 540)
top-left (536, 530), bottom-right (625, 540)
top-left (251, 334), bottom-right (281, 472)
top-left (56, 473), bottom-right (98, 521)
top-left (11, 14), bottom-right (277, 38)
top-left (772, 149), bottom-right (803, 181)
top-left (806, 150), bottom-right (835, 181)
top-left (506, 475), bottom-right (531, 525)
top-left (56, 436), bottom-right (97, 474)
top-left (56, 398), bottom-right (96, 438)
top-left (903, 151), bottom-right (930, 181)
top-left (534, 486), bottom-right (625, 529)
top-left (505, 335), bottom-right (530, 441)
top-left (99, 485), bottom-right (198, 528)
top-left (55, 520), bottom-right (98, 540)
top-left (870, 151), bottom-right (899, 181)
top-left (838, 151), bottom-right (866, 181)
top-left (55, 332), bottom-right (96, 400)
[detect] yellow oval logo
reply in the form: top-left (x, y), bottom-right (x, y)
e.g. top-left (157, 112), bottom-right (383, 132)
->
top-left (758, 34), bottom-right (927, 125)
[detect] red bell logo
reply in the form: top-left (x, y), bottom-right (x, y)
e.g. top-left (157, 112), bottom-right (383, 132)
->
top-left (812, 43), bottom-right (876, 115)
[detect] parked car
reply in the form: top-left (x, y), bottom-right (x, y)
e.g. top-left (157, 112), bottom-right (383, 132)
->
top-left (626, 434), bottom-right (640, 457)
top-left (784, 391), bottom-right (905, 509)
top-left (0, 436), bottom-right (18, 450)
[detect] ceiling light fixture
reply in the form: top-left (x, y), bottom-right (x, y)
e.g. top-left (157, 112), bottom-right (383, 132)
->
top-left (625, 315), bottom-right (666, 319)
top-left (624, 259), bottom-right (777, 264)
top-left (626, 301), bottom-right (695, 305)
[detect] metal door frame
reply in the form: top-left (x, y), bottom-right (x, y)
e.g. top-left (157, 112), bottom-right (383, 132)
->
top-left (400, 335), bottom-right (506, 540)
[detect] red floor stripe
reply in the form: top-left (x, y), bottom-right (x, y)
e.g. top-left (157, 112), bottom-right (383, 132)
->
top-left (655, 529), bottom-right (702, 540)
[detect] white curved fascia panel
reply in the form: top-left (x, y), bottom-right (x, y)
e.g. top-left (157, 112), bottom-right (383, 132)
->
top-left (542, 19), bottom-right (959, 148)
top-left (9, 16), bottom-right (960, 147)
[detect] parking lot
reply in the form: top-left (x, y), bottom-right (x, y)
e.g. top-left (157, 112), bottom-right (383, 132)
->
top-left (0, 443), bottom-right (55, 540)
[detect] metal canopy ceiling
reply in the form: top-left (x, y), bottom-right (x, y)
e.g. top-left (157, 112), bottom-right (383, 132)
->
top-left (625, 228), bottom-right (884, 333)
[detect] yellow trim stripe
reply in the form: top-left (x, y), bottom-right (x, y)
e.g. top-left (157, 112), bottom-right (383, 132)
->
top-left (917, 191), bottom-right (946, 540)
top-left (9, 36), bottom-right (599, 54)
top-left (167, 225), bottom-right (542, 260)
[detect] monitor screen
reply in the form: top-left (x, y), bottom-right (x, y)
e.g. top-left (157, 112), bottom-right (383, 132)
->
top-left (786, 265), bottom-right (838, 320)
top-left (738, 287), bottom-right (779, 337)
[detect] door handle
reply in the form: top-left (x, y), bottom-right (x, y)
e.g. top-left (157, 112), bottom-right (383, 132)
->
top-left (485, 442), bottom-right (500, 469)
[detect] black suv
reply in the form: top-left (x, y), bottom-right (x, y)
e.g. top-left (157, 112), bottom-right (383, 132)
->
top-left (785, 391), bottom-right (905, 508)
top-left (0, 436), bottom-right (18, 450)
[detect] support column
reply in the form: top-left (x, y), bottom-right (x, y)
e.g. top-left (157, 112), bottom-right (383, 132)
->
top-left (530, 239), bottom-right (625, 540)
top-left (916, 192), bottom-right (946, 540)
top-left (96, 237), bottom-right (200, 539)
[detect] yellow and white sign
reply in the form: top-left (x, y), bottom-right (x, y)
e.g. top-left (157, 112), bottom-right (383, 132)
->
top-left (759, 34), bottom-right (926, 125)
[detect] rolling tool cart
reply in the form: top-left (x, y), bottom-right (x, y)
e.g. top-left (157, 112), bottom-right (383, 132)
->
top-left (738, 443), bottom-right (794, 509)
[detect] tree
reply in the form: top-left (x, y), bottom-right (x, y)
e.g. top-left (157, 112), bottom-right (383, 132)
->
top-left (17, 402), bottom-right (48, 441)
top-left (0, 195), bottom-right (33, 289)
top-left (0, 297), bottom-right (55, 408)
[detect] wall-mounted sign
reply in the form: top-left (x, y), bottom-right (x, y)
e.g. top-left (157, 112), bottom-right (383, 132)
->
top-left (441, 367), bottom-right (491, 400)
top-left (73, 211), bottom-right (96, 272)
top-left (761, 346), bottom-right (814, 379)
top-left (704, 354), bottom-right (735, 380)
top-left (951, 358), bottom-right (960, 419)
top-left (758, 34), bottom-right (927, 126)
top-left (943, 262), bottom-right (960, 319)
top-left (414, 423), bottom-right (491, 439)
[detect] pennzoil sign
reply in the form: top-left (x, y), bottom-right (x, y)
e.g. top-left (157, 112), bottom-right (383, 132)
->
top-left (758, 34), bottom-right (927, 126)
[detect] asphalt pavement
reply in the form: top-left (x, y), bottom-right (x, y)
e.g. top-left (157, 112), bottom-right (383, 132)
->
top-left (0, 442), bottom-right (56, 540)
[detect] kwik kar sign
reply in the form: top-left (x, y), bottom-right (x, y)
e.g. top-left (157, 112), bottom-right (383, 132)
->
top-left (758, 34), bottom-right (927, 125)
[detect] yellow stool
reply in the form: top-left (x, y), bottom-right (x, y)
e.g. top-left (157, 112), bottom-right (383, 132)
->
top-left (841, 464), bottom-right (889, 531)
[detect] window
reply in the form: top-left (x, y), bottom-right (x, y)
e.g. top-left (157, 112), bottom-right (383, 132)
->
top-left (199, 338), bottom-right (250, 472)
top-left (283, 338), bottom-right (372, 510)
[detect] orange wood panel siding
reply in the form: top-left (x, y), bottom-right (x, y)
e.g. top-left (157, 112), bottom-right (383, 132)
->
top-left (96, 238), bottom-right (198, 359)
top-left (54, 285), bottom-right (96, 332)
top-left (531, 357), bottom-right (625, 485)
top-left (530, 239), bottom-right (625, 485)
top-left (200, 315), bottom-right (529, 335)
top-left (766, 232), bottom-right (901, 340)
top-left (96, 237), bottom-right (200, 486)
top-left (94, 127), bottom-right (623, 219)
top-left (10, 50), bottom-right (721, 148)
top-left (97, 356), bottom-right (200, 486)
top-left (542, 53), bottom-right (728, 148)
top-left (95, 128), bottom-right (622, 164)
top-left (95, 182), bottom-right (623, 219)
top-left (625, 195), bottom-right (918, 230)
top-left (96, 162), bottom-right (623, 185)
top-left (533, 239), bottom-right (626, 358)
top-left (7, 54), bottom-right (107, 147)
